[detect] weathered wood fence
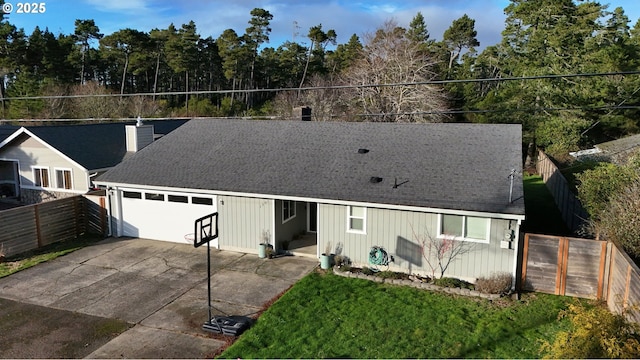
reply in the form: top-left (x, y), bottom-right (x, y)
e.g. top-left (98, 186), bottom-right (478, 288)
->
top-left (521, 233), bottom-right (640, 323)
top-left (0, 195), bottom-right (106, 258)
top-left (536, 150), bottom-right (589, 234)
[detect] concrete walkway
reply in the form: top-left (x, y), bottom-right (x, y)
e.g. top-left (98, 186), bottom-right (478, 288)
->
top-left (0, 237), bottom-right (317, 358)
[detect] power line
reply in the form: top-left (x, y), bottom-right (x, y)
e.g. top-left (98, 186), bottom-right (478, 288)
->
top-left (2, 70), bottom-right (640, 101)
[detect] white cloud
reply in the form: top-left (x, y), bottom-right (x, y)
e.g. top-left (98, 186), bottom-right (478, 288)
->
top-left (84, 0), bottom-right (151, 13)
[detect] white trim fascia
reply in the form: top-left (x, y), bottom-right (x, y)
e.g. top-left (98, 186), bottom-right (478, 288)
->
top-left (2, 128), bottom-right (89, 173)
top-left (94, 181), bottom-right (526, 221)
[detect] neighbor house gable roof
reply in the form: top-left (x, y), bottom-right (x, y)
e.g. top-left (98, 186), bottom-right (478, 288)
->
top-left (0, 125), bottom-right (19, 143)
top-left (0, 120), bottom-right (188, 170)
top-left (97, 119), bottom-right (525, 215)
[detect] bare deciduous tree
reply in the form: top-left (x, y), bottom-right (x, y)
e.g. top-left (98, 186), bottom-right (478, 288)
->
top-left (341, 20), bottom-right (450, 123)
top-left (410, 224), bottom-right (475, 278)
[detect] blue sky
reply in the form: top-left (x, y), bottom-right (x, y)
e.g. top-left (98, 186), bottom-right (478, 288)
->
top-left (5, 0), bottom-right (640, 50)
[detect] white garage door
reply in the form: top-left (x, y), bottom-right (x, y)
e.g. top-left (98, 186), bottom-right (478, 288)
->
top-left (119, 188), bottom-right (217, 243)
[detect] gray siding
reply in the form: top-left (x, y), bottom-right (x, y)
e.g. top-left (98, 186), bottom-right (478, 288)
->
top-left (218, 195), bottom-right (272, 253)
top-left (274, 200), bottom-right (307, 249)
top-left (318, 204), bottom-right (517, 282)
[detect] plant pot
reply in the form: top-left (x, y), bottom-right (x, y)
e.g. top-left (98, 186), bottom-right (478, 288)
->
top-left (258, 243), bottom-right (267, 259)
top-left (320, 253), bottom-right (332, 270)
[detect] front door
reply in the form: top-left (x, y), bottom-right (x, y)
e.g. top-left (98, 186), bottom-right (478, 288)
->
top-left (308, 202), bottom-right (317, 233)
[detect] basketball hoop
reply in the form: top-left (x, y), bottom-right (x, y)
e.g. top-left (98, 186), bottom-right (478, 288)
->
top-left (184, 233), bottom-right (195, 244)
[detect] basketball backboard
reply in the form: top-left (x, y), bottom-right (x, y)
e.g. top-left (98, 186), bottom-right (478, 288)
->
top-left (193, 212), bottom-right (218, 248)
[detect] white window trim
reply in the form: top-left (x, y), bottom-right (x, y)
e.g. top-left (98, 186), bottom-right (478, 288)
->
top-left (282, 200), bottom-right (296, 224)
top-left (54, 168), bottom-right (73, 190)
top-left (437, 214), bottom-right (491, 244)
top-left (32, 166), bottom-right (50, 188)
top-left (347, 205), bottom-right (367, 234)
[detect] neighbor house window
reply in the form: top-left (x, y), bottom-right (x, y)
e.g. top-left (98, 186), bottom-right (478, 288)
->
top-left (439, 214), bottom-right (489, 243)
top-left (282, 200), bottom-right (296, 223)
top-left (33, 167), bottom-right (49, 187)
top-left (347, 206), bottom-right (366, 234)
top-left (55, 169), bottom-right (72, 190)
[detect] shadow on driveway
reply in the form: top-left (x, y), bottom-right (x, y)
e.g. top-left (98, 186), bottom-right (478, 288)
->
top-left (0, 237), bottom-right (317, 359)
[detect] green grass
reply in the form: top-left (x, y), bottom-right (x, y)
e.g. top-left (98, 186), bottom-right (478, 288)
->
top-left (522, 174), bottom-right (571, 235)
top-left (219, 272), bottom-right (573, 359)
top-left (0, 235), bottom-right (101, 278)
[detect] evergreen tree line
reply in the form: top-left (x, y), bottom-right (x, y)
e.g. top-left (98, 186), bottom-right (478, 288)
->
top-left (2, 1), bottom-right (640, 154)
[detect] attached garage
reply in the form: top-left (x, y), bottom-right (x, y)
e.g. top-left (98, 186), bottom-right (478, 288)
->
top-left (115, 188), bottom-right (217, 243)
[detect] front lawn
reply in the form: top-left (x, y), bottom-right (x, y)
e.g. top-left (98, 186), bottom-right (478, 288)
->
top-left (219, 272), bottom-right (572, 358)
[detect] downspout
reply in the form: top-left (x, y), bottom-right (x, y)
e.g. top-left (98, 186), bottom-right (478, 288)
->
top-left (88, 172), bottom-right (98, 190)
top-left (512, 218), bottom-right (523, 292)
top-left (106, 187), bottom-right (114, 237)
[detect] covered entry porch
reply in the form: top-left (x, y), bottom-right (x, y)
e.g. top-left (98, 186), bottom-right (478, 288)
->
top-left (274, 200), bottom-right (318, 259)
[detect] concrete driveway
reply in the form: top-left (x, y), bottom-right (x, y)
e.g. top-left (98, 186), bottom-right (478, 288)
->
top-left (0, 237), bottom-right (317, 358)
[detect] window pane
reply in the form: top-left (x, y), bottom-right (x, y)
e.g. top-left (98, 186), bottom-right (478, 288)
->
top-left (145, 193), bottom-right (165, 201)
top-left (290, 201), bottom-right (296, 216)
top-left (350, 206), bottom-right (364, 217)
top-left (168, 195), bottom-right (188, 203)
top-left (350, 218), bottom-right (363, 231)
top-left (64, 171), bottom-right (72, 189)
top-left (442, 214), bottom-right (463, 237)
top-left (41, 169), bottom-right (49, 187)
top-left (123, 191), bottom-right (142, 199)
top-left (192, 197), bottom-right (213, 205)
top-left (466, 217), bottom-right (487, 240)
top-left (34, 170), bottom-right (42, 186)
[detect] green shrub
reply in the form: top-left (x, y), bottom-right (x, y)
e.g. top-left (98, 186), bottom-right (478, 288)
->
top-left (540, 301), bottom-right (640, 359)
top-left (475, 272), bottom-right (512, 295)
top-left (433, 277), bottom-right (473, 289)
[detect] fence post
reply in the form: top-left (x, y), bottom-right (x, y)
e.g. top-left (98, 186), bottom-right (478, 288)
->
top-left (520, 234), bottom-right (530, 291)
top-left (34, 204), bottom-right (42, 248)
top-left (99, 196), bottom-right (107, 236)
top-left (597, 241), bottom-right (607, 300)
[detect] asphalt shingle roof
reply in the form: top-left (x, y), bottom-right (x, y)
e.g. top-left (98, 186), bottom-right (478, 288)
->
top-left (21, 120), bottom-right (187, 170)
top-left (0, 125), bottom-right (19, 143)
top-left (97, 119), bottom-right (525, 215)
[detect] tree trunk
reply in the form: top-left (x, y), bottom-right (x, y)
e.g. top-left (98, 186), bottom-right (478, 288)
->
top-left (120, 54), bottom-right (129, 96)
top-left (153, 53), bottom-right (160, 100)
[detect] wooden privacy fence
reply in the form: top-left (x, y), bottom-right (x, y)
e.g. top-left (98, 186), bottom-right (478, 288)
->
top-left (0, 195), bottom-right (107, 258)
top-left (536, 150), bottom-right (589, 234)
top-left (521, 233), bottom-right (640, 323)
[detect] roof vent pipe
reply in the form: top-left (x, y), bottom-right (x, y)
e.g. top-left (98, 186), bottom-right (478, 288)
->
top-left (136, 116), bottom-right (143, 127)
top-left (370, 176), bottom-right (383, 184)
top-left (358, 148), bottom-right (370, 154)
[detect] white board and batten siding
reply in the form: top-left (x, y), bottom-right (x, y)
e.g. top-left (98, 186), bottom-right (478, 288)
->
top-left (318, 204), bottom-right (517, 282)
top-left (115, 187), bottom-right (218, 245)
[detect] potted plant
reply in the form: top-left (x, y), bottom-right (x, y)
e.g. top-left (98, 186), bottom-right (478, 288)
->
top-left (258, 230), bottom-right (270, 259)
top-left (320, 243), bottom-right (332, 269)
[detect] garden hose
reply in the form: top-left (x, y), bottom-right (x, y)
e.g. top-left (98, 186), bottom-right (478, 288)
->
top-left (369, 246), bottom-right (390, 271)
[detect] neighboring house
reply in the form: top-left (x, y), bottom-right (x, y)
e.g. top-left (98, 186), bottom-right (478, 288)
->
top-left (0, 119), bottom-right (187, 204)
top-left (570, 133), bottom-right (640, 164)
top-left (95, 119), bottom-right (525, 283)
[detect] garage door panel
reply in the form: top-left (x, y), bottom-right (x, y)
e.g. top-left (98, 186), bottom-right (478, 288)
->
top-left (120, 191), bottom-right (217, 243)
